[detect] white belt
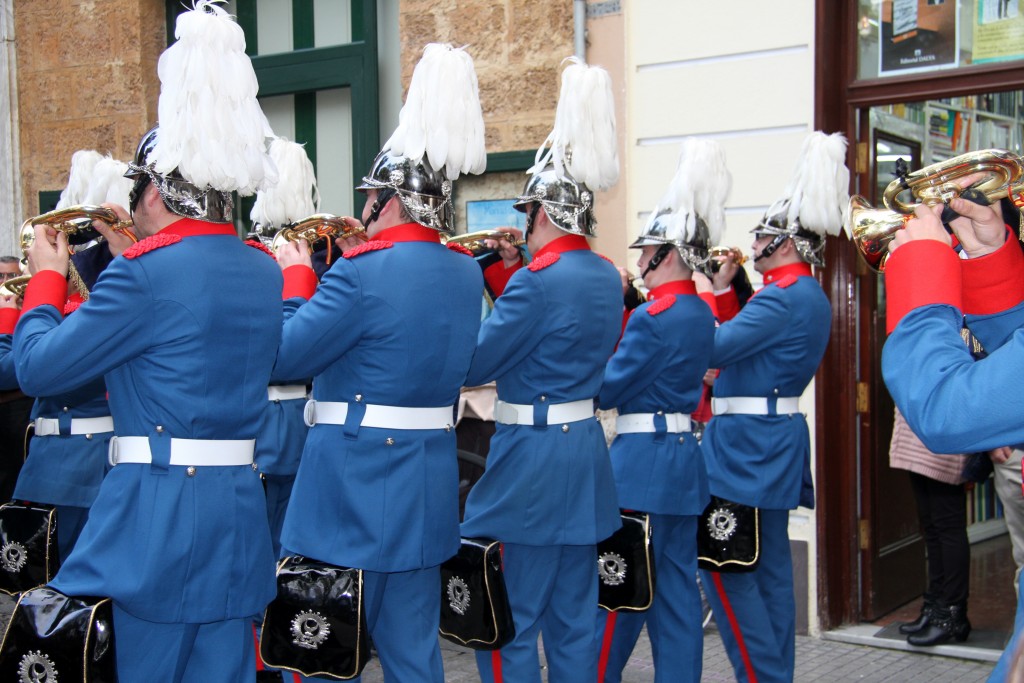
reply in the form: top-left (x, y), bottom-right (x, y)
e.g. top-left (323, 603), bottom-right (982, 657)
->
top-left (268, 385), bottom-right (308, 402)
top-left (494, 398), bottom-right (595, 426)
top-left (711, 396), bottom-right (801, 416)
top-left (108, 436), bottom-right (256, 467)
top-left (616, 412), bottom-right (692, 434)
top-left (34, 416), bottom-right (114, 437)
top-left (304, 400), bottom-right (454, 430)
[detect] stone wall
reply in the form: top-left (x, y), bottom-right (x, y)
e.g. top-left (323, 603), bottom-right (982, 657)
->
top-left (399, 0), bottom-right (574, 154)
top-left (15, 0), bottom-right (165, 216)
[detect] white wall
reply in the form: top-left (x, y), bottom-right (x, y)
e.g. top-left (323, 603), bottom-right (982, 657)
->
top-left (625, 0), bottom-right (821, 634)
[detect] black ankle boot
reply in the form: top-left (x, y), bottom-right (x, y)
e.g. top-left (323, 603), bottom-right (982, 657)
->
top-left (907, 603), bottom-right (971, 646)
top-left (899, 595), bottom-right (936, 635)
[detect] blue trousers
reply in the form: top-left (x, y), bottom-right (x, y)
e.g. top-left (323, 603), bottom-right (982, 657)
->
top-left (299, 565), bottom-right (444, 682)
top-left (475, 543), bottom-right (598, 683)
top-left (989, 571), bottom-right (1024, 682)
top-left (263, 474), bottom-right (296, 559)
top-left (113, 606), bottom-right (255, 683)
top-left (700, 509), bottom-right (794, 683)
top-left (56, 503), bottom-right (89, 564)
top-left (596, 514), bottom-right (702, 683)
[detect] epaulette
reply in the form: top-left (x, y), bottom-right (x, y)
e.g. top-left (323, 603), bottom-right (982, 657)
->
top-left (774, 274), bottom-right (799, 289)
top-left (63, 296), bottom-right (83, 316)
top-left (343, 240), bottom-right (393, 259)
top-left (123, 234), bottom-right (182, 259)
top-left (528, 252), bottom-right (560, 272)
top-left (446, 243), bottom-right (474, 257)
top-left (244, 239), bottom-right (275, 260)
top-left (647, 296), bottom-right (676, 316)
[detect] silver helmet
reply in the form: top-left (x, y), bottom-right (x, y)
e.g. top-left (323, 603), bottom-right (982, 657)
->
top-left (125, 127), bottom-right (232, 223)
top-left (631, 207), bottom-right (713, 275)
top-left (357, 149), bottom-right (453, 234)
top-left (513, 165), bottom-right (595, 236)
top-left (752, 198), bottom-right (826, 267)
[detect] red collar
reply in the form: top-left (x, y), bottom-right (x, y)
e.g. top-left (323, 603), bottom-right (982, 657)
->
top-left (647, 279), bottom-right (696, 301)
top-left (763, 262), bottom-right (812, 285)
top-left (533, 234), bottom-right (591, 260)
top-left (157, 218), bottom-right (237, 238)
top-left (372, 223), bottom-right (441, 244)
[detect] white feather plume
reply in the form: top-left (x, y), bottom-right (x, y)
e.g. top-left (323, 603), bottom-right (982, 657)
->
top-left (56, 150), bottom-right (104, 209)
top-left (658, 138), bottom-right (731, 246)
top-left (531, 57), bottom-right (619, 192)
top-left (150, 0), bottom-right (277, 195)
top-left (82, 156), bottom-right (132, 207)
top-left (250, 138), bottom-right (319, 227)
top-left (782, 131), bottom-right (850, 237)
top-left (385, 43), bottom-right (487, 181)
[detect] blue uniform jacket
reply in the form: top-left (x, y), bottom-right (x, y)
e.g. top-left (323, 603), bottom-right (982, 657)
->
top-left (599, 280), bottom-right (714, 516)
top-left (274, 223), bottom-right (483, 573)
top-left (461, 234), bottom-right (623, 545)
top-left (702, 263), bottom-right (831, 510)
top-left (15, 379), bottom-right (111, 507)
top-left (256, 385), bottom-right (308, 477)
top-left (14, 219), bottom-right (282, 623)
top-left (0, 334), bottom-right (16, 390)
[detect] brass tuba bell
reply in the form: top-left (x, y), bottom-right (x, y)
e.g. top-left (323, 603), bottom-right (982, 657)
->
top-left (849, 149), bottom-right (1024, 272)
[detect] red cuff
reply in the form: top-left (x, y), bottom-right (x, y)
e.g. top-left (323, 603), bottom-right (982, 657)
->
top-left (281, 265), bottom-right (318, 301)
top-left (885, 240), bottom-right (962, 334)
top-left (715, 288), bottom-right (740, 321)
top-left (484, 260), bottom-right (523, 299)
top-left (699, 292), bottom-right (720, 320)
top-left (960, 227), bottom-right (1024, 315)
top-left (22, 270), bottom-right (68, 315)
top-left (0, 308), bottom-right (19, 334)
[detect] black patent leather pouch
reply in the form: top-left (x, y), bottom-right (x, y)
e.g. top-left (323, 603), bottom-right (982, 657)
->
top-left (597, 511), bottom-right (655, 611)
top-left (697, 496), bottom-right (760, 573)
top-left (0, 586), bottom-right (116, 683)
top-left (439, 538), bottom-right (515, 650)
top-left (260, 556), bottom-right (369, 680)
top-left (0, 501), bottom-right (59, 595)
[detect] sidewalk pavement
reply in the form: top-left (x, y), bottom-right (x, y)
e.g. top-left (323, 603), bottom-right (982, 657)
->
top-left (357, 626), bottom-right (997, 682)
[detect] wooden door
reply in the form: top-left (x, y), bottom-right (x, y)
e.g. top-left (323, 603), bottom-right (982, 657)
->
top-left (857, 121), bottom-right (927, 620)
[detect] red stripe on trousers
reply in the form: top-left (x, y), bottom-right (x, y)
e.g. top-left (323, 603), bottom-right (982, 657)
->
top-left (596, 610), bottom-right (618, 682)
top-left (253, 623), bottom-right (263, 671)
top-left (491, 649), bottom-right (504, 683)
top-left (710, 572), bottom-right (759, 683)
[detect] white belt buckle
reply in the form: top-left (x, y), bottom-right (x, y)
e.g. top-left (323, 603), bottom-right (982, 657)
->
top-left (108, 436), bottom-right (120, 467)
top-left (303, 399), bottom-right (317, 427)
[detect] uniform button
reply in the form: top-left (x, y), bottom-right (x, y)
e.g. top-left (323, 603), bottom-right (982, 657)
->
top-left (252, 463), bottom-right (259, 471)
top-left (656, 410), bottom-right (663, 416)
top-left (85, 434), bottom-right (93, 440)
top-left (385, 437), bottom-right (395, 446)
top-left (355, 394), bottom-right (363, 402)
top-left (186, 466), bottom-right (196, 477)
top-left (773, 388), bottom-right (779, 395)
top-left (679, 436), bottom-right (685, 444)
top-left (540, 395), bottom-right (547, 402)
top-left (273, 399), bottom-right (281, 404)
top-left (561, 424), bottom-right (569, 433)
top-left (444, 424), bottom-right (452, 432)
top-left (156, 425), bottom-right (164, 433)
top-left (62, 406), bottom-right (69, 413)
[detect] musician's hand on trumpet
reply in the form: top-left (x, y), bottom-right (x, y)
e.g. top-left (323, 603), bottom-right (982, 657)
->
top-left (27, 225), bottom-right (70, 278)
top-left (333, 216), bottom-right (368, 252)
top-left (711, 249), bottom-right (740, 291)
top-left (943, 175), bottom-right (1006, 258)
top-left (0, 293), bottom-right (17, 311)
top-left (91, 203), bottom-right (136, 258)
top-left (483, 227), bottom-right (524, 266)
top-left (276, 238), bottom-right (313, 272)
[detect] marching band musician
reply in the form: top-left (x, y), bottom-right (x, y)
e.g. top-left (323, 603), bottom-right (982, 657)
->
top-left (594, 138), bottom-right (730, 683)
top-left (0, 261), bottom-right (30, 503)
top-left (270, 43), bottom-right (487, 682)
top-left (459, 58), bottom-right (623, 683)
top-left (881, 184), bottom-right (1024, 682)
top-left (14, 3), bottom-right (281, 680)
top-left (8, 151), bottom-right (133, 561)
top-left (697, 132), bottom-right (847, 683)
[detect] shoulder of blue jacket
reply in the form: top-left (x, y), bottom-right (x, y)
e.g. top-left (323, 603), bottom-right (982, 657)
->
top-left (528, 252), bottom-right (560, 272)
top-left (123, 233), bottom-right (183, 260)
top-left (343, 240), bottom-right (394, 259)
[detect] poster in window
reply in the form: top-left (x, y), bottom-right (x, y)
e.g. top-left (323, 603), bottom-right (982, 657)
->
top-left (973, 0), bottom-right (1024, 64)
top-left (879, 0), bottom-right (959, 76)
top-left (466, 199), bottom-right (526, 232)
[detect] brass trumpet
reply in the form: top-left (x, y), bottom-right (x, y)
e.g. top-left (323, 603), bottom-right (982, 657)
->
top-left (269, 214), bottom-right (365, 261)
top-left (849, 149), bottom-right (1024, 271)
top-left (443, 230), bottom-right (525, 256)
top-left (0, 276), bottom-right (28, 299)
top-left (709, 246), bottom-right (748, 271)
